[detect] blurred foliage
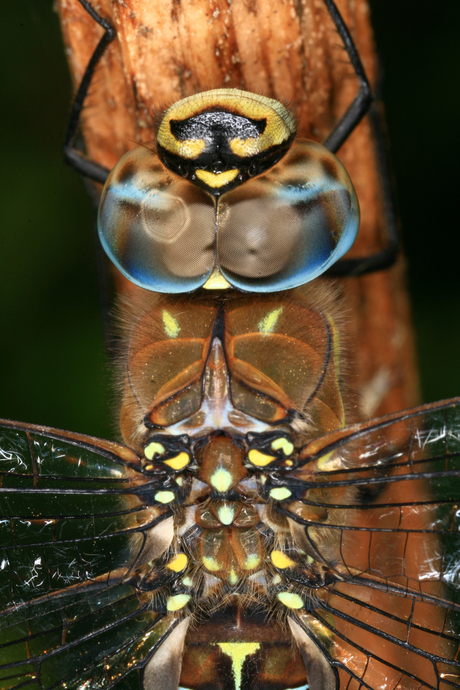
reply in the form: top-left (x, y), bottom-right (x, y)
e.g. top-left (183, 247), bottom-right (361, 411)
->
top-left (1, 0), bottom-right (459, 441)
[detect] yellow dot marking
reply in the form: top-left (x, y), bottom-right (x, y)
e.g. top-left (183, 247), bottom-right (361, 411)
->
top-left (203, 267), bottom-right (231, 290)
top-left (269, 487), bottom-right (292, 501)
top-left (229, 568), bottom-right (239, 585)
top-left (243, 554), bottom-right (260, 570)
top-left (162, 310), bottom-right (181, 338)
top-left (277, 591), bottom-right (304, 610)
top-left (203, 556), bottom-right (222, 572)
top-left (258, 307), bottom-right (283, 334)
top-left (195, 168), bottom-right (239, 188)
top-left (271, 550), bottom-right (296, 569)
top-left (217, 504), bottom-right (235, 525)
top-left (210, 468), bottom-right (233, 493)
top-left (182, 576), bottom-right (193, 587)
top-left (216, 643), bottom-right (261, 690)
top-left (166, 553), bottom-right (188, 573)
top-left (271, 437), bottom-right (294, 456)
top-left (144, 441), bottom-right (165, 461)
top-left (166, 593), bottom-right (191, 612)
top-left (272, 574), bottom-right (282, 585)
top-left (144, 464), bottom-right (154, 471)
top-left (175, 475), bottom-right (184, 486)
top-left (154, 491), bottom-right (175, 504)
top-left (285, 460), bottom-right (293, 466)
top-left (164, 452), bottom-right (189, 470)
top-left (248, 449), bottom-right (275, 467)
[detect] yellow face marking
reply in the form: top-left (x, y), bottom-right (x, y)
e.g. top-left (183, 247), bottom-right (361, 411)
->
top-left (203, 556), bottom-right (222, 572)
top-left (269, 487), bottom-right (292, 501)
top-left (243, 554), bottom-right (260, 570)
top-left (166, 593), bottom-right (191, 612)
top-left (164, 452), bottom-right (189, 471)
top-left (154, 490), bottom-right (176, 504)
top-left (144, 441), bottom-right (165, 461)
top-left (271, 437), bottom-right (294, 456)
top-left (217, 503), bottom-right (235, 526)
top-left (158, 89), bottom-right (295, 160)
top-left (248, 449), bottom-right (276, 467)
top-left (203, 267), bottom-right (231, 290)
top-left (271, 550), bottom-right (296, 569)
top-left (210, 468), bottom-right (233, 493)
top-left (216, 642), bottom-right (261, 690)
top-left (195, 168), bottom-right (239, 188)
top-left (277, 591), bottom-right (304, 610)
top-left (162, 309), bottom-right (181, 338)
top-left (166, 553), bottom-right (188, 573)
top-left (258, 307), bottom-right (283, 334)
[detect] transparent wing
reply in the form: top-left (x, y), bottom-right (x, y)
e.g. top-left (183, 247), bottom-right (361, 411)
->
top-left (281, 398), bottom-right (460, 690)
top-left (0, 421), bottom-right (175, 689)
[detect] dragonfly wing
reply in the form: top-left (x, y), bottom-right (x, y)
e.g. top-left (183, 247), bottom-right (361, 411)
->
top-left (0, 421), bottom-right (176, 689)
top-left (280, 398), bottom-right (460, 689)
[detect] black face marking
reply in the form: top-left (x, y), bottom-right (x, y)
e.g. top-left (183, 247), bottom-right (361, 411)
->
top-left (170, 111), bottom-right (267, 147)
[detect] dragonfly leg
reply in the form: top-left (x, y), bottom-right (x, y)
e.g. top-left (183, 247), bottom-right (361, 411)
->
top-left (321, 0), bottom-right (372, 154)
top-left (63, 0), bottom-right (114, 183)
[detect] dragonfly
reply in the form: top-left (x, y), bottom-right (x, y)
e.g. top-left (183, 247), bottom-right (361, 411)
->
top-left (1, 1), bottom-right (459, 689)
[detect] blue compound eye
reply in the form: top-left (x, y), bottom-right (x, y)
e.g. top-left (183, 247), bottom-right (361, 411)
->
top-left (215, 139), bottom-right (359, 292)
top-left (98, 147), bottom-right (216, 294)
top-left (97, 90), bottom-right (359, 294)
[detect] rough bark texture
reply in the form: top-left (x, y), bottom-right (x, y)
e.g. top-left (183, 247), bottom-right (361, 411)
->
top-left (56, 0), bottom-right (419, 421)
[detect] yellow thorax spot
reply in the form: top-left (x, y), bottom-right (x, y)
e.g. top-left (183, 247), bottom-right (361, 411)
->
top-left (203, 266), bottom-right (231, 290)
top-left (166, 553), bottom-right (188, 573)
top-left (216, 642), bottom-right (261, 690)
top-left (162, 309), bottom-right (180, 338)
top-left (182, 576), bottom-right (193, 587)
top-left (154, 490), bottom-right (175, 504)
top-left (144, 441), bottom-right (165, 461)
top-left (258, 307), bottom-right (283, 334)
top-left (203, 556), bottom-right (222, 572)
top-left (229, 568), bottom-right (239, 585)
top-left (248, 449), bottom-right (276, 467)
top-left (271, 437), bottom-right (294, 456)
top-left (243, 554), bottom-right (260, 571)
top-left (164, 452), bottom-right (189, 471)
top-left (217, 503), bottom-right (236, 526)
top-left (269, 487), bottom-right (292, 501)
top-left (210, 468), bottom-right (233, 493)
top-left (166, 593), bottom-right (191, 612)
top-left (277, 591), bottom-right (304, 610)
top-left (195, 169), bottom-right (239, 188)
top-left (271, 550), bottom-right (296, 570)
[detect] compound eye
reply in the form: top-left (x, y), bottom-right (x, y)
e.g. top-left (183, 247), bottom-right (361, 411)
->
top-left (216, 139), bottom-right (360, 292)
top-left (97, 132), bottom-right (359, 294)
top-left (97, 146), bottom-right (216, 293)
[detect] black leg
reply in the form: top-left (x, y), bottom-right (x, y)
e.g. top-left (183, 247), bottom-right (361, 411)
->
top-left (321, 0), bottom-right (398, 275)
top-left (321, 0), bottom-right (372, 154)
top-left (327, 101), bottom-right (399, 277)
top-left (63, 0), bottom-right (115, 183)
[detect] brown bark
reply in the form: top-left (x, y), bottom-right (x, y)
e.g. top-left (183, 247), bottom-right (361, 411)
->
top-left (56, 0), bottom-right (419, 421)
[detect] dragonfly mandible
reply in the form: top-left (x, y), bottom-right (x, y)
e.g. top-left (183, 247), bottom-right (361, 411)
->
top-left (1, 2), bottom-right (459, 690)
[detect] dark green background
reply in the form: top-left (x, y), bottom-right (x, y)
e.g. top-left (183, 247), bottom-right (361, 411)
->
top-left (1, 1), bottom-right (459, 440)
